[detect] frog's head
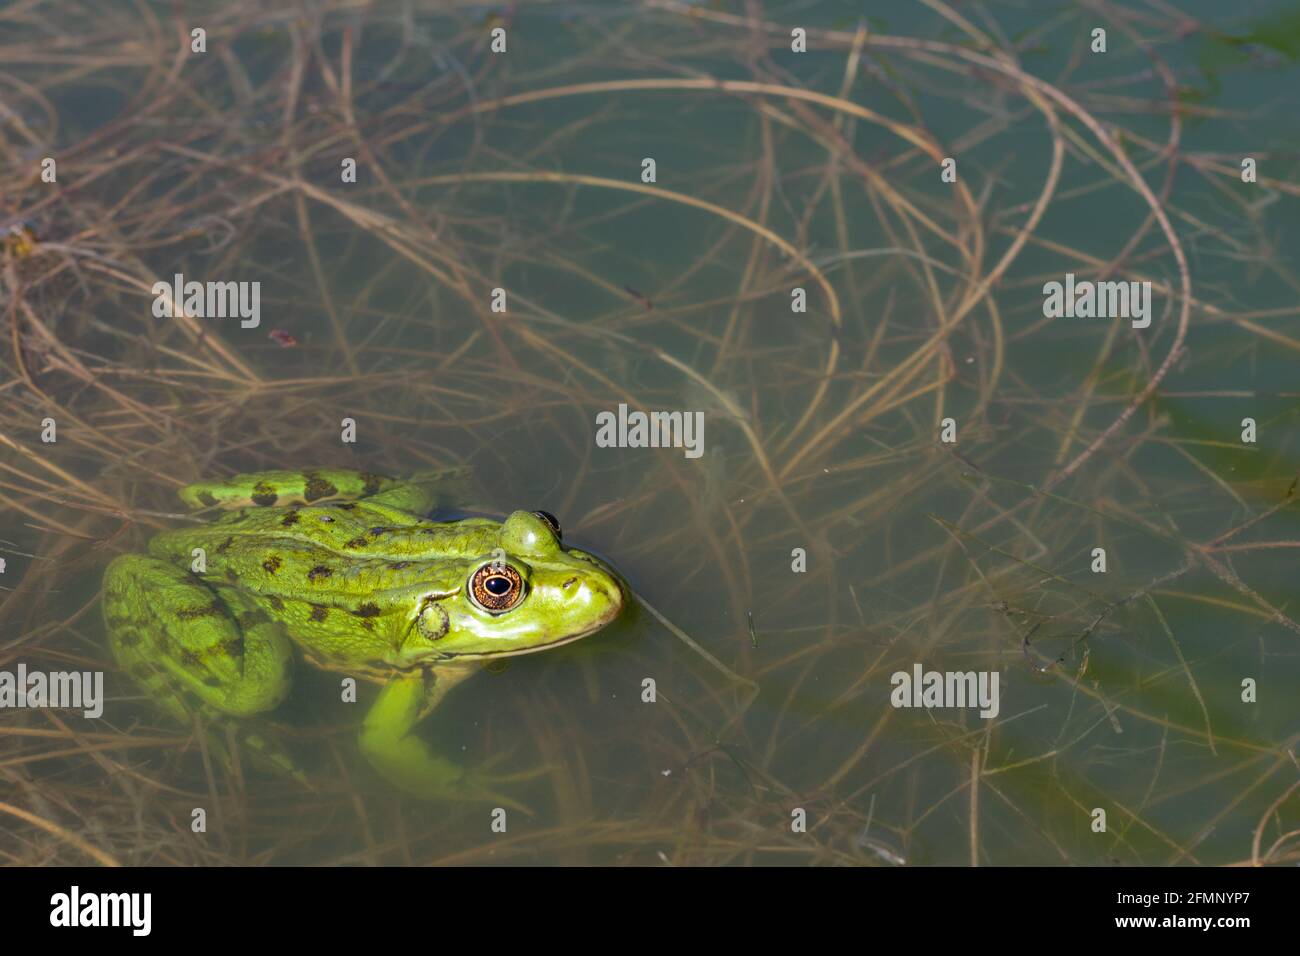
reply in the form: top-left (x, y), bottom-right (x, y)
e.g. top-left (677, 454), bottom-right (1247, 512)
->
top-left (422, 510), bottom-right (625, 659)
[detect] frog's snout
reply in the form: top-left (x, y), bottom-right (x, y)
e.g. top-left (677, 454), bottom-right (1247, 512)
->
top-left (554, 558), bottom-right (625, 631)
top-left (593, 573), bottom-right (626, 622)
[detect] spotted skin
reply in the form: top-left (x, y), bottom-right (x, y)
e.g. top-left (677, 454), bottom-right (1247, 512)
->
top-left (103, 555), bottom-right (298, 776)
top-left (177, 469), bottom-right (449, 513)
top-left (105, 556), bottom-right (292, 715)
top-left (104, 468), bottom-right (626, 802)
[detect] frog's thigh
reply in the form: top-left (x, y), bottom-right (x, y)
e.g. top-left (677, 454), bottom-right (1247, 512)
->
top-left (104, 555), bottom-right (292, 719)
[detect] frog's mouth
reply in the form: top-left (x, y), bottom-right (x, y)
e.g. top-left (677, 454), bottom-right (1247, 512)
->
top-left (446, 621), bottom-right (615, 660)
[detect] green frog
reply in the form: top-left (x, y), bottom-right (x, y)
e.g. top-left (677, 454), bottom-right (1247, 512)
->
top-left (102, 468), bottom-right (626, 801)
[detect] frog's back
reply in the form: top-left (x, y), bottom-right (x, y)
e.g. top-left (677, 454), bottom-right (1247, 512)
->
top-left (150, 500), bottom-right (504, 564)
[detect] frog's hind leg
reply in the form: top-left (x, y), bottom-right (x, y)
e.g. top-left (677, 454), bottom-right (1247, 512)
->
top-left (179, 469), bottom-right (398, 510)
top-left (103, 554), bottom-right (298, 779)
top-left (364, 468), bottom-right (475, 513)
top-left (178, 467), bottom-right (472, 514)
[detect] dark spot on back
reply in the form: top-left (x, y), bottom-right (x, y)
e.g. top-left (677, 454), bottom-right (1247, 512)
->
top-left (344, 536), bottom-right (368, 549)
top-left (251, 481), bottom-right (278, 507)
top-left (281, 511), bottom-right (301, 527)
top-left (262, 555), bottom-right (282, 574)
top-left (216, 536), bottom-right (234, 554)
top-left (266, 595), bottom-right (284, 611)
top-left (303, 472), bottom-right (338, 502)
top-left (176, 601), bottom-right (223, 620)
top-left (220, 636), bottom-right (244, 657)
top-left (337, 502), bottom-right (356, 511)
top-left (197, 491), bottom-right (218, 508)
top-left (361, 473), bottom-right (385, 496)
top-left (389, 561), bottom-right (410, 570)
top-left (352, 602), bottom-right (381, 618)
top-left (309, 604), bottom-right (329, 622)
top-left (308, 564), bottom-right (333, 582)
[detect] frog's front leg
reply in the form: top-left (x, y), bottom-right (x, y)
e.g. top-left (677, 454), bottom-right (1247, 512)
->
top-left (359, 667), bottom-right (535, 805)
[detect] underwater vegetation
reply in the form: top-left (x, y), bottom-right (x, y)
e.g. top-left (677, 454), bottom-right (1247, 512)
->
top-left (0, 0), bottom-right (1297, 866)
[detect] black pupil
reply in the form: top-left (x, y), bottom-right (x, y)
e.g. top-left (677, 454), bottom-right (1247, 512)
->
top-left (485, 575), bottom-right (511, 596)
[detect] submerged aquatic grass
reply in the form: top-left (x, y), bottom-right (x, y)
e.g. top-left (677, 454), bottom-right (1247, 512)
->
top-left (0, 0), bottom-right (1297, 866)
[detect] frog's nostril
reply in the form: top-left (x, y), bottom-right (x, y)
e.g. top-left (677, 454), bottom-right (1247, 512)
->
top-left (562, 577), bottom-right (577, 589)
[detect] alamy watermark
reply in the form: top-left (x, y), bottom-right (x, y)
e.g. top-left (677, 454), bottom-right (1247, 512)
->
top-left (595, 403), bottom-right (703, 459)
top-left (0, 663), bottom-right (103, 718)
top-left (890, 663), bottom-right (1000, 719)
top-left (1042, 273), bottom-right (1151, 329)
top-left (152, 272), bottom-right (260, 328)
top-left (50, 886), bottom-right (150, 936)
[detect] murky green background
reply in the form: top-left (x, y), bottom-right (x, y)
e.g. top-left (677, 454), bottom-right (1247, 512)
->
top-left (1, 0), bottom-right (1297, 865)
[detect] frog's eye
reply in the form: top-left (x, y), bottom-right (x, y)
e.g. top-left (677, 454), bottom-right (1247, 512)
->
top-left (468, 563), bottom-right (526, 614)
top-left (531, 510), bottom-right (562, 541)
